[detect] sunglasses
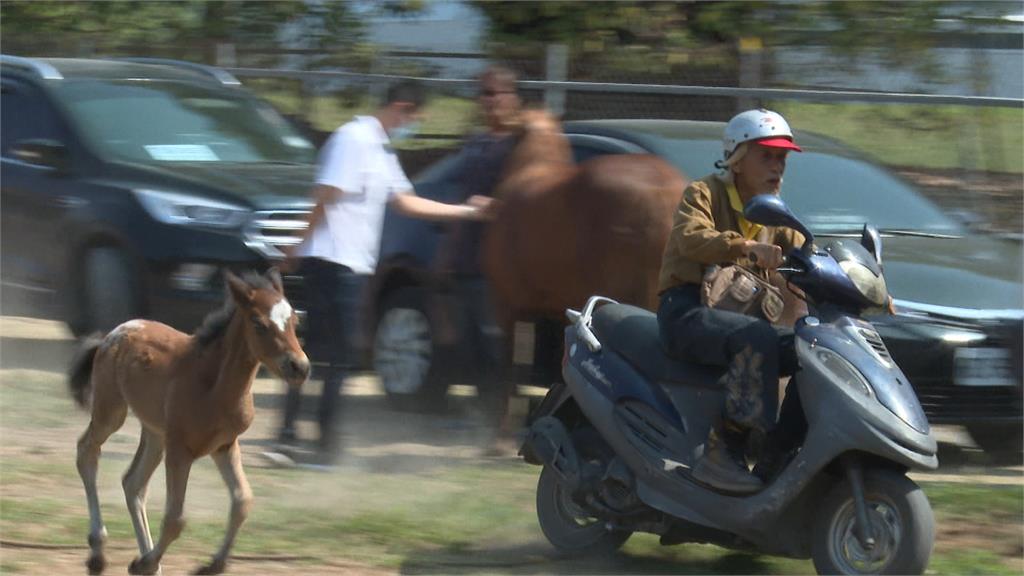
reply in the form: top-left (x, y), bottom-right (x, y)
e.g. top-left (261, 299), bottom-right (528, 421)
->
top-left (480, 88), bottom-right (515, 97)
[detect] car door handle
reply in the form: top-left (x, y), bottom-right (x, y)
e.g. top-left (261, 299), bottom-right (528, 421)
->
top-left (54, 195), bottom-right (86, 209)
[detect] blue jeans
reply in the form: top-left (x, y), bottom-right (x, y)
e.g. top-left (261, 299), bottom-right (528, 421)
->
top-left (657, 284), bottom-right (798, 435)
top-left (280, 258), bottom-right (367, 451)
top-left (456, 276), bottom-right (507, 420)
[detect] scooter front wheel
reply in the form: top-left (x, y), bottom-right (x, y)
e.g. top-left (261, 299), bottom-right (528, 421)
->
top-left (811, 468), bottom-right (934, 575)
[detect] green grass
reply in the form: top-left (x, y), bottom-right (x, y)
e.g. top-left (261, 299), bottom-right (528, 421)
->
top-left (243, 77), bottom-right (476, 147)
top-left (0, 369), bottom-right (80, 428)
top-left (926, 482), bottom-right (1024, 522)
top-left (774, 101), bottom-right (1024, 173)
top-left (243, 76), bottom-right (1024, 172)
top-left (2, 452), bottom-right (1021, 573)
top-left (1, 367), bottom-right (1020, 573)
top-left (930, 550), bottom-right (1022, 576)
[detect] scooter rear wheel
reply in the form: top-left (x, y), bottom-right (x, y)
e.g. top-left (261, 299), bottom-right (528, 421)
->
top-left (811, 468), bottom-right (934, 575)
top-left (535, 429), bottom-right (632, 555)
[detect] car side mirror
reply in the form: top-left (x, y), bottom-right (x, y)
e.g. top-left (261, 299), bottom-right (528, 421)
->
top-left (861, 223), bottom-right (883, 270)
top-left (11, 138), bottom-right (69, 172)
top-left (743, 194), bottom-right (814, 250)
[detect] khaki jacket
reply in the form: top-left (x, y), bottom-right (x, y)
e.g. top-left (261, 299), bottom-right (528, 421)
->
top-left (658, 174), bottom-right (805, 293)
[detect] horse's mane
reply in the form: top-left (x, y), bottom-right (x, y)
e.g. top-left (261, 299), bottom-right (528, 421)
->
top-left (193, 271), bottom-right (274, 348)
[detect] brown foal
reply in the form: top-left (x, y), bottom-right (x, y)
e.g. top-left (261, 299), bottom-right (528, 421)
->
top-left (68, 269), bottom-right (309, 575)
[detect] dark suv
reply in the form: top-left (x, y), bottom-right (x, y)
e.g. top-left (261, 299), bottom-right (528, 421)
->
top-left (1, 56), bottom-right (314, 335)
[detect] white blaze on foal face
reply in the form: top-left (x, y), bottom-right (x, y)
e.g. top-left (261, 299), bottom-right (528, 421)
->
top-left (269, 298), bottom-right (293, 333)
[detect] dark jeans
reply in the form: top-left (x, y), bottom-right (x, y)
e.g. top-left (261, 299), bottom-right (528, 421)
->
top-left (455, 276), bottom-right (507, 421)
top-left (657, 284), bottom-right (802, 441)
top-left (280, 258), bottom-right (367, 452)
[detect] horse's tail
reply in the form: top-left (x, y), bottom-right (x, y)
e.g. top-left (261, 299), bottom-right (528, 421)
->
top-left (68, 333), bottom-right (104, 409)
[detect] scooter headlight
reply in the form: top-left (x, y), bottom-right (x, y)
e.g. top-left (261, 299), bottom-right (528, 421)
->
top-left (839, 260), bottom-right (888, 307)
top-left (802, 341), bottom-right (874, 398)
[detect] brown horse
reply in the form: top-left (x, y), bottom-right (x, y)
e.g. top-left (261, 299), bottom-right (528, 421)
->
top-left (481, 109), bottom-right (686, 327)
top-left (479, 109), bottom-right (685, 432)
top-left (68, 269), bottom-right (309, 575)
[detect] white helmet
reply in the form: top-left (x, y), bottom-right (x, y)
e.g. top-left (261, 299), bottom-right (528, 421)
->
top-left (721, 109), bottom-right (801, 163)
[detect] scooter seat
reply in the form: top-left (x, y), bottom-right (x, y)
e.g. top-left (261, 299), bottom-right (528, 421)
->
top-left (591, 303), bottom-right (725, 388)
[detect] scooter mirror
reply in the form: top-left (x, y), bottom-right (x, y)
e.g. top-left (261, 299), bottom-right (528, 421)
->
top-left (860, 223), bottom-right (883, 271)
top-left (743, 194), bottom-right (814, 249)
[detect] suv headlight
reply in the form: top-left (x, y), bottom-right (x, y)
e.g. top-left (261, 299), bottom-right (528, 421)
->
top-left (133, 188), bottom-right (250, 229)
top-left (839, 260), bottom-right (888, 306)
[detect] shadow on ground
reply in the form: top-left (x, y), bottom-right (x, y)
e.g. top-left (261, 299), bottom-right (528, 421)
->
top-left (399, 542), bottom-right (776, 575)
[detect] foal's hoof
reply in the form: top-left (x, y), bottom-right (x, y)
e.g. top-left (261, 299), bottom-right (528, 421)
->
top-left (86, 553), bottom-right (106, 575)
top-left (193, 558), bottom-right (227, 575)
top-left (128, 554), bottom-right (161, 575)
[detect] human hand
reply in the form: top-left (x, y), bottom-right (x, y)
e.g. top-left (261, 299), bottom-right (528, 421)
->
top-left (465, 195), bottom-right (498, 221)
top-left (744, 241), bottom-right (784, 269)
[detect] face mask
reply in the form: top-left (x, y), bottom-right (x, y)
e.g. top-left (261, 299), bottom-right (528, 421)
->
top-left (389, 121), bottom-right (420, 143)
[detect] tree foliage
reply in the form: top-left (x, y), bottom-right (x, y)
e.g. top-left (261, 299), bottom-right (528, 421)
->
top-left (0, 0), bottom-right (367, 64)
top-left (471, 1), bottom-right (970, 80)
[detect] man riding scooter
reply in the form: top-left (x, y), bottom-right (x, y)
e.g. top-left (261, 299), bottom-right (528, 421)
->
top-left (656, 109), bottom-right (808, 493)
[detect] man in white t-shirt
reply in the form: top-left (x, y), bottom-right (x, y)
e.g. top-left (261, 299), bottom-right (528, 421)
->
top-left (273, 81), bottom-right (491, 467)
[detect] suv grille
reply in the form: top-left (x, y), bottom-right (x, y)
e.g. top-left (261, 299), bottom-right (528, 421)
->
top-left (243, 210), bottom-right (309, 259)
top-left (916, 381), bottom-right (1022, 422)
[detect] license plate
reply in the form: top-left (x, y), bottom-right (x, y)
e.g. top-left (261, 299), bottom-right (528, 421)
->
top-left (954, 347), bottom-right (1017, 387)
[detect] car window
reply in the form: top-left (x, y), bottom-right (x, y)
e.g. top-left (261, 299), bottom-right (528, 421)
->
top-left (649, 135), bottom-right (962, 235)
top-left (784, 153), bottom-right (961, 234)
top-left (415, 150), bottom-right (467, 185)
top-left (573, 145), bottom-right (613, 164)
top-left (51, 79), bottom-right (316, 165)
top-left (0, 82), bottom-right (65, 157)
top-left (409, 150), bottom-right (470, 202)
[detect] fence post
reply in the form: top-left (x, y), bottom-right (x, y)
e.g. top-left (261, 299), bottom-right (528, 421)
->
top-left (545, 43), bottom-right (568, 117)
top-left (738, 37), bottom-right (763, 112)
top-left (76, 38), bottom-right (95, 58)
top-left (214, 43), bottom-right (236, 67)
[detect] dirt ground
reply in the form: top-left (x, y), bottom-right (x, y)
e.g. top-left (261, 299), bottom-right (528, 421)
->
top-left (0, 545), bottom-right (394, 576)
top-left (1, 315), bottom-right (1021, 575)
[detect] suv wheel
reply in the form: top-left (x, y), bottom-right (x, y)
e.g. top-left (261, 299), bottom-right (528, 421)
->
top-left (966, 423), bottom-right (1024, 465)
top-left (373, 287), bottom-right (447, 412)
top-left (81, 247), bottom-right (140, 334)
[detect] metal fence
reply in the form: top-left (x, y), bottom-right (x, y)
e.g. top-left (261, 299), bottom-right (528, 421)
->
top-left (223, 65), bottom-right (1023, 234)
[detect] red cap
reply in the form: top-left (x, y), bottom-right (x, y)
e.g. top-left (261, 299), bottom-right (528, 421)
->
top-left (754, 137), bottom-right (802, 152)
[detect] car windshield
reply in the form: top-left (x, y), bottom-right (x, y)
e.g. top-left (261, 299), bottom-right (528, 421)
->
top-left (648, 136), bottom-right (963, 235)
top-left (53, 79), bottom-right (317, 165)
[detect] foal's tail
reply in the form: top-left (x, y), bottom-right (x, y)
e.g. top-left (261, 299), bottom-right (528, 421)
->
top-left (68, 333), bottom-right (104, 409)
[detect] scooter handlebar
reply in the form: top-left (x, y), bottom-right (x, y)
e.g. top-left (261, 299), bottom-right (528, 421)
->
top-left (571, 295), bottom-right (620, 353)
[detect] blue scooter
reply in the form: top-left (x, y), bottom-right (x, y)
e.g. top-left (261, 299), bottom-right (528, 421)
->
top-left (522, 195), bottom-right (938, 575)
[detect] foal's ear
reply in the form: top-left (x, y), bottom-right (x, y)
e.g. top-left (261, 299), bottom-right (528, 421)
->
top-left (265, 267), bottom-right (284, 294)
top-left (224, 270), bottom-right (253, 306)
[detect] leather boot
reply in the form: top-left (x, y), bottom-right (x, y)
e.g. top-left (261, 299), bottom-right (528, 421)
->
top-left (692, 423), bottom-right (763, 494)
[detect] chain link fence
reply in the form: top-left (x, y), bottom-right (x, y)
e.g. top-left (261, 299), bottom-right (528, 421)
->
top-left (3, 35), bottom-right (1021, 232)
top-left (214, 61), bottom-right (1022, 234)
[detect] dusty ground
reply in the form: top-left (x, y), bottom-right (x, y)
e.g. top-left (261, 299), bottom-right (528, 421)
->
top-left (1, 316), bottom-right (1021, 575)
top-left (1, 315), bottom-right (1016, 483)
top-left (0, 545), bottom-right (394, 576)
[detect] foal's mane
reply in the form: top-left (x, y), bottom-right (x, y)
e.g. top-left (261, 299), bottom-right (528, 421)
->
top-left (193, 271), bottom-right (275, 348)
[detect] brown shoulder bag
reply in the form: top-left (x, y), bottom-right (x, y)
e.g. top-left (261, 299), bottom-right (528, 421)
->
top-left (700, 265), bottom-right (784, 324)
